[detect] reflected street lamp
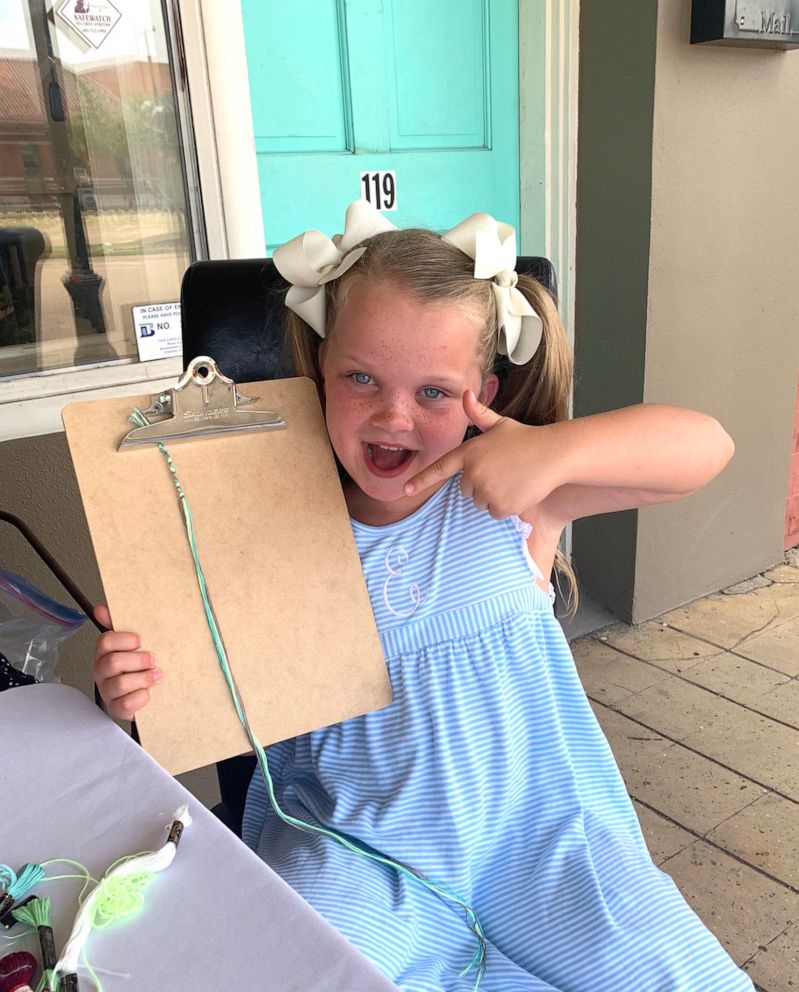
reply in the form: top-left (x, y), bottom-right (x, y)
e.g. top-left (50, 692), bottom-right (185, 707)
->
top-left (31, 0), bottom-right (107, 349)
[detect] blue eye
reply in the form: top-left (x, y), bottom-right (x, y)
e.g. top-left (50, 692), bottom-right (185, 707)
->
top-left (350, 372), bottom-right (373, 385)
top-left (422, 387), bottom-right (445, 400)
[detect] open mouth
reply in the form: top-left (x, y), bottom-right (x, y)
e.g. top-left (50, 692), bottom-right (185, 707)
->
top-left (363, 442), bottom-right (417, 478)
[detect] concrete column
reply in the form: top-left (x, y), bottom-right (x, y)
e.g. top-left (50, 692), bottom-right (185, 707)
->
top-left (572, 0), bottom-right (658, 622)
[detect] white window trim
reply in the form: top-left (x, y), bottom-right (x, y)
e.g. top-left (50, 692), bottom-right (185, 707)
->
top-left (520, 0), bottom-right (579, 561)
top-left (0, 357), bottom-right (184, 443)
top-left (0, 0), bottom-right (264, 442)
top-left (520, 0), bottom-right (579, 351)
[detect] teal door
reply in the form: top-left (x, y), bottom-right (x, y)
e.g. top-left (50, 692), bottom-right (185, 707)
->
top-left (241, 0), bottom-right (520, 251)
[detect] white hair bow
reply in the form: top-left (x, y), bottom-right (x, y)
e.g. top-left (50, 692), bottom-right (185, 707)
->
top-left (272, 200), bottom-right (396, 336)
top-left (442, 213), bottom-right (544, 365)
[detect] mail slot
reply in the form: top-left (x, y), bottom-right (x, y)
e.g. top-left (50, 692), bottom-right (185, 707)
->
top-left (691, 0), bottom-right (799, 48)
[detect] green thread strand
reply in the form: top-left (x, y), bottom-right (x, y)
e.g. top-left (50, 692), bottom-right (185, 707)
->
top-left (36, 969), bottom-right (58, 992)
top-left (91, 871), bottom-right (154, 929)
top-left (82, 946), bottom-right (103, 992)
top-left (12, 895), bottom-right (51, 928)
top-left (131, 409), bottom-right (486, 987)
top-left (41, 859), bottom-right (98, 903)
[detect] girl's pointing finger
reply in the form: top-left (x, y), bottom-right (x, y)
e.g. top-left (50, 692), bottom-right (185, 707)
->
top-left (404, 448), bottom-right (465, 497)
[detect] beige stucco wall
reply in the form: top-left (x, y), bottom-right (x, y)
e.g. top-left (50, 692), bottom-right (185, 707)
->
top-left (634, 0), bottom-right (799, 618)
top-left (0, 432), bottom-right (100, 696)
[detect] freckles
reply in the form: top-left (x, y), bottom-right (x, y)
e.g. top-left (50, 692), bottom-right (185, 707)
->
top-left (329, 393), bottom-right (371, 427)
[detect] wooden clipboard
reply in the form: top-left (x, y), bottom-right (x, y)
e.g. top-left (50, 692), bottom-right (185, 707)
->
top-left (63, 374), bottom-right (392, 775)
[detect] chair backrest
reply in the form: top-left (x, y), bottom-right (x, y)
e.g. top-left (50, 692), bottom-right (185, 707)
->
top-left (179, 254), bottom-right (558, 833)
top-left (180, 256), bottom-right (557, 384)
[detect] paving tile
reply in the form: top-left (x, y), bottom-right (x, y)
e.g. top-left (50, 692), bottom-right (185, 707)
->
top-left (708, 793), bottom-right (799, 889)
top-left (632, 800), bottom-right (694, 865)
top-left (682, 653), bottom-right (790, 710)
top-left (748, 578), bottom-right (799, 624)
top-left (752, 679), bottom-right (799, 729)
top-left (613, 673), bottom-right (743, 741)
top-left (591, 704), bottom-right (764, 833)
top-left (763, 564), bottom-right (799, 584)
top-left (663, 840), bottom-right (799, 966)
top-left (682, 709), bottom-right (799, 802)
top-left (598, 621), bottom-right (722, 672)
top-left (591, 704), bottom-right (670, 769)
top-left (571, 638), bottom-right (667, 704)
top-left (660, 593), bottom-right (785, 652)
top-left (743, 921), bottom-right (799, 992)
top-left (734, 616), bottom-right (799, 676)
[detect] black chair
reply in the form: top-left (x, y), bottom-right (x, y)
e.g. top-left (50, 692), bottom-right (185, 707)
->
top-left (180, 254), bottom-right (558, 834)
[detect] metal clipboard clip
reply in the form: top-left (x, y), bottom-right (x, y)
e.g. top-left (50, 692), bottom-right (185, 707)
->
top-left (119, 356), bottom-right (286, 449)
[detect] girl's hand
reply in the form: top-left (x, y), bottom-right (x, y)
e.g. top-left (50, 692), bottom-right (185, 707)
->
top-left (93, 604), bottom-right (163, 721)
top-left (404, 391), bottom-right (563, 519)
top-left (406, 396), bottom-right (735, 527)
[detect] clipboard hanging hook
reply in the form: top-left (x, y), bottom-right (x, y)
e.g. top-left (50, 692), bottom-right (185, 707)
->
top-left (119, 357), bottom-right (286, 449)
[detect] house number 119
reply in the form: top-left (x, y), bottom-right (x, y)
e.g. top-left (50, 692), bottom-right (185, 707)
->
top-left (360, 171), bottom-right (397, 211)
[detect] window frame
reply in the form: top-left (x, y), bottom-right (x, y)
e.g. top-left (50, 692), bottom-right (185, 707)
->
top-left (0, 0), bottom-right (264, 442)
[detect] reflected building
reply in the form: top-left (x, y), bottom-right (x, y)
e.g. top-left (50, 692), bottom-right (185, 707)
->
top-left (0, 13), bottom-right (194, 377)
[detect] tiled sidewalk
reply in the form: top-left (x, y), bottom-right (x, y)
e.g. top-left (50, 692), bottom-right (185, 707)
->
top-left (571, 563), bottom-right (799, 992)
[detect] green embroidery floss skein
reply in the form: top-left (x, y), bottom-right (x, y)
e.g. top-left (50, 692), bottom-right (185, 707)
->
top-left (12, 897), bottom-right (56, 991)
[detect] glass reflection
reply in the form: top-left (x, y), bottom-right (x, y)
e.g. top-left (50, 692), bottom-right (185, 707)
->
top-left (0, 0), bottom-right (193, 377)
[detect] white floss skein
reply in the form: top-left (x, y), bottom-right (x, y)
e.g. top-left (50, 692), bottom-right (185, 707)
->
top-left (53, 805), bottom-right (192, 981)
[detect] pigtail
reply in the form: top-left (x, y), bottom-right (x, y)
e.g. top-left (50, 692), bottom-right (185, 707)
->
top-left (495, 276), bottom-right (579, 617)
top-left (284, 307), bottom-right (324, 396)
top-left (495, 276), bottom-right (572, 426)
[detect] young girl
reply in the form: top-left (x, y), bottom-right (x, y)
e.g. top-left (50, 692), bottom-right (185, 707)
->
top-left (95, 202), bottom-right (751, 992)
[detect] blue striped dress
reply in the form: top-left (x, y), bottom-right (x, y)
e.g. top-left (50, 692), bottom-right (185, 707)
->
top-left (242, 476), bottom-right (754, 992)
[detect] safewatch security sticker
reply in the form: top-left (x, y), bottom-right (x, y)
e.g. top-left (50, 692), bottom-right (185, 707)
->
top-left (133, 302), bottom-right (182, 362)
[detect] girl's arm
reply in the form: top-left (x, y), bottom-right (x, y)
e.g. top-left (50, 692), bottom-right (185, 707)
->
top-left (405, 395), bottom-right (734, 533)
top-left (521, 405), bottom-right (734, 596)
top-left (525, 482), bottom-right (690, 590)
top-left (531, 403), bottom-right (735, 531)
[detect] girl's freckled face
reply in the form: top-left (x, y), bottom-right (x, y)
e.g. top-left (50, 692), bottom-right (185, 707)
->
top-left (319, 278), bottom-right (497, 521)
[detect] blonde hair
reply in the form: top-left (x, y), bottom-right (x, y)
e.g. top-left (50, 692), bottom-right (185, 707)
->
top-left (282, 228), bottom-right (578, 615)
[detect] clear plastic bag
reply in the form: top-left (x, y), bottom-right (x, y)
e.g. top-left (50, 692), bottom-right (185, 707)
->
top-left (0, 568), bottom-right (86, 685)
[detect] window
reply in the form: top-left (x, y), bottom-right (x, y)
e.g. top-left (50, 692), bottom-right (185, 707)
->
top-left (0, 0), bottom-right (200, 381)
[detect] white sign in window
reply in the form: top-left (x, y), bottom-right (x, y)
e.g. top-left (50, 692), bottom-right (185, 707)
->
top-left (360, 171), bottom-right (397, 212)
top-left (132, 302), bottom-right (182, 362)
top-left (56, 0), bottom-right (122, 50)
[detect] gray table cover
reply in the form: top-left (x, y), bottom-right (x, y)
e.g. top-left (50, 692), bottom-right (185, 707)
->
top-left (0, 684), bottom-right (399, 991)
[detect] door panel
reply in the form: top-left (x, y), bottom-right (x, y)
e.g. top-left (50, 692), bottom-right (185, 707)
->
top-left (245, 2), bottom-right (352, 154)
top-left (382, 0), bottom-right (488, 150)
top-left (242, 0), bottom-right (520, 250)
